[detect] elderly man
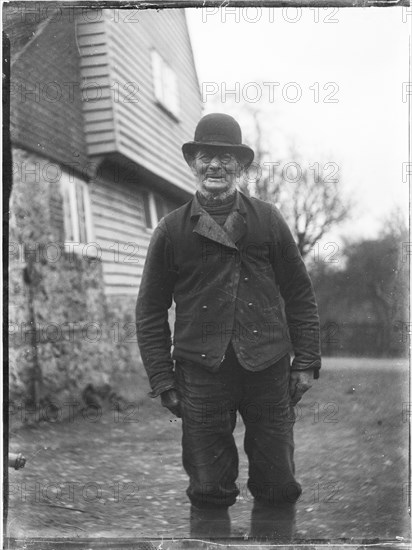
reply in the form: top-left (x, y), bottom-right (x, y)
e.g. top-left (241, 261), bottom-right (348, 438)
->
top-left (136, 113), bottom-right (321, 541)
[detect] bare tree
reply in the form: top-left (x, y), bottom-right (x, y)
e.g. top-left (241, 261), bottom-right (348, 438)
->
top-left (311, 209), bottom-right (409, 356)
top-left (239, 108), bottom-right (351, 258)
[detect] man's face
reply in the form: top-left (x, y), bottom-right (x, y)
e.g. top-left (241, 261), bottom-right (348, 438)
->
top-left (190, 147), bottom-right (243, 197)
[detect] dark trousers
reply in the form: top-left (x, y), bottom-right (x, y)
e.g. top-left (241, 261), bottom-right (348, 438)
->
top-left (175, 346), bottom-right (301, 539)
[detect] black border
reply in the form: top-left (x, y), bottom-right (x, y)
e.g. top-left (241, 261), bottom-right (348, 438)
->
top-left (2, 1), bottom-right (411, 548)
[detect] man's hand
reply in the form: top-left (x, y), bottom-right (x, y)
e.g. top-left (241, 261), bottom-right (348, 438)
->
top-left (289, 370), bottom-right (314, 406)
top-left (160, 389), bottom-right (182, 418)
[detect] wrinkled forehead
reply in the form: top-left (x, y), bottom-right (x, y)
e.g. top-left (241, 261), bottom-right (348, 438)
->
top-left (194, 146), bottom-right (240, 161)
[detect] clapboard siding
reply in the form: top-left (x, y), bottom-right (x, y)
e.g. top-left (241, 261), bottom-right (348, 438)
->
top-left (92, 201), bottom-right (145, 227)
top-left (100, 249), bottom-right (147, 265)
top-left (92, 178), bottom-right (146, 206)
top-left (105, 18), bottom-right (201, 97)
top-left (84, 112), bottom-right (115, 123)
top-left (75, 19), bottom-right (107, 34)
top-left (92, 193), bottom-right (145, 219)
top-left (87, 130), bottom-right (116, 144)
top-left (89, 174), bottom-right (154, 295)
top-left (88, 142), bottom-right (119, 156)
top-left (82, 98), bottom-right (115, 113)
top-left (79, 53), bottom-right (109, 68)
top-left (78, 15), bottom-right (116, 157)
top-left (102, 262), bottom-right (145, 276)
top-left (117, 136), bottom-right (192, 193)
top-left (104, 273), bottom-right (143, 287)
top-left (77, 65), bottom-right (110, 78)
top-left (78, 8), bottom-right (202, 197)
top-left (93, 223), bottom-right (146, 243)
top-left (11, 8), bottom-right (201, 297)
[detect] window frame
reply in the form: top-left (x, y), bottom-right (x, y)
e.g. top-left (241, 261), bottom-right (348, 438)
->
top-left (151, 49), bottom-right (180, 120)
top-left (61, 171), bottom-right (96, 258)
top-left (143, 190), bottom-right (176, 232)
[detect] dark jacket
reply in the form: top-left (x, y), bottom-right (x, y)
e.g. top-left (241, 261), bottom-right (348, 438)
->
top-left (136, 191), bottom-right (321, 397)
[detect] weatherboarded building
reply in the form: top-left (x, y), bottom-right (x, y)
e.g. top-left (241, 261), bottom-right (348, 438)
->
top-left (7, 6), bottom-right (202, 416)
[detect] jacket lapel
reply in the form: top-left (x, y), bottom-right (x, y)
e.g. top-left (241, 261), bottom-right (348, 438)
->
top-left (193, 212), bottom-right (238, 249)
top-left (191, 190), bottom-right (247, 249)
top-left (224, 210), bottom-right (246, 245)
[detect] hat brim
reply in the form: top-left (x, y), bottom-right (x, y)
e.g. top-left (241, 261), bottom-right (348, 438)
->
top-left (182, 141), bottom-right (254, 168)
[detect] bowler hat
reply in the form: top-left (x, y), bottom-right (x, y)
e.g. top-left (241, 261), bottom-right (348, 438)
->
top-left (182, 113), bottom-right (254, 168)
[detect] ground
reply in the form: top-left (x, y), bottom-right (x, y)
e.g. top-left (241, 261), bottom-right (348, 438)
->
top-left (6, 357), bottom-right (410, 546)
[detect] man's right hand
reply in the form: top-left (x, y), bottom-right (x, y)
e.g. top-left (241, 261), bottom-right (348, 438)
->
top-left (160, 389), bottom-right (182, 418)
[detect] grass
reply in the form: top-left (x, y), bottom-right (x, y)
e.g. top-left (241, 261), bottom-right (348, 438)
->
top-left (231, 356), bottom-right (410, 540)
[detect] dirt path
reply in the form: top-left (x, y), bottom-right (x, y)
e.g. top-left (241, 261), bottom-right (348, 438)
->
top-left (6, 358), bottom-right (410, 542)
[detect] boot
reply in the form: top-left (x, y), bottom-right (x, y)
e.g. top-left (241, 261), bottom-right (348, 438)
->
top-left (190, 505), bottom-right (231, 538)
top-left (250, 499), bottom-right (296, 542)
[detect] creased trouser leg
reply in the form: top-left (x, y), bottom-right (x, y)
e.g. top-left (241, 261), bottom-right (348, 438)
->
top-left (239, 355), bottom-right (301, 540)
top-left (176, 351), bottom-right (301, 541)
top-left (176, 359), bottom-right (241, 514)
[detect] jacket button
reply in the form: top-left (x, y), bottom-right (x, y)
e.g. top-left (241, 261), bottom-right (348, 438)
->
top-left (201, 354), bottom-right (206, 359)
top-left (248, 302), bottom-right (253, 308)
top-left (202, 305), bottom-right (208, 310)
top-left (244, 277), bottom-right (249, 282)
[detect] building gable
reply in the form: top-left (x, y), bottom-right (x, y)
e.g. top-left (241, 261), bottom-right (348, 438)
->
top-left (9, 9), bottom-right (88, 174)
top-left (77, 8), bottom-right (202, 196)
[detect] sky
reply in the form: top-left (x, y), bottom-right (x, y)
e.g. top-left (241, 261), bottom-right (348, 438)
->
top-left (185, 6), bottom-right (410, 243)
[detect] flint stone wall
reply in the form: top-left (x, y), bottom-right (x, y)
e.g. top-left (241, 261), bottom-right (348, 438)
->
top-left (9, 148), bottom-right (149, 427)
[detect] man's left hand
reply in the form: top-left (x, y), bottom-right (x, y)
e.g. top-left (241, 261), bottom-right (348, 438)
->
top-left (289, 370), bottom-right (314, 405)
